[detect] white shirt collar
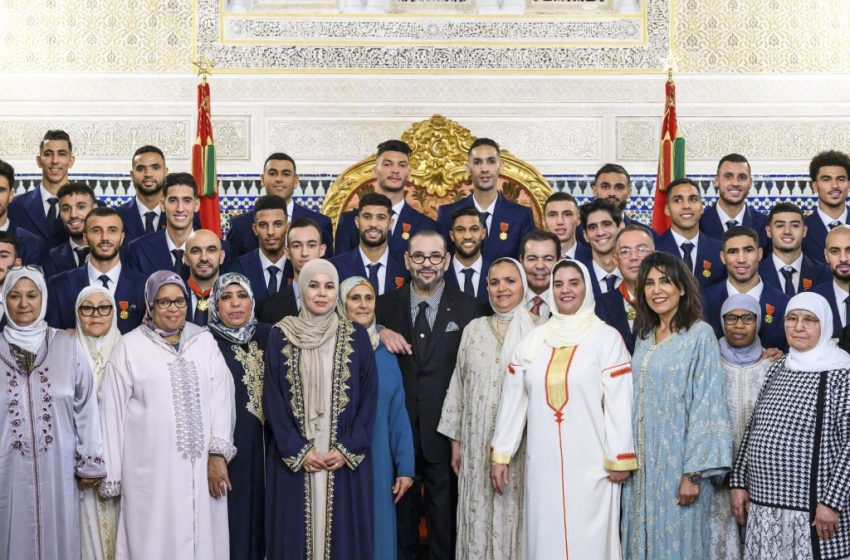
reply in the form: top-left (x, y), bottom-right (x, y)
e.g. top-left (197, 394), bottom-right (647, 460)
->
top-left (472, 196), bottom-right (497, 216)
top-left (39, 184), bottom-right (56, 215)
top-left (670, 228), bottom-right (700, 247)
top-left (286, 199), bottom-right (295, 221)
top-left (716, 205), bottom-right (746, 227)
top-left (136, 196), bottom-right (162, 218)
top-left (772, 252), bottom-right (803, 274)
top-left (591, 260), bottom-right (622, 283)
top-left (452, 255), bottom-right (483, 276)
top-left (165, 230), bottom-right (189, 253)
top-left (525, 287), bottom-right (552, 307)
top-left (561, 241), bottom-right (577, 259)
top-left (87, 261), bottom-right (121, 292)
top-left (359, 246), bottom-right (389, 268)
top-left (818, 206), bottom-right (847, 230)
top-left (0, 221), bottom-right (9, 232)
top-left (834, 280), bottom-right (849, 305)
top-left (727, 279), bottom-right (764, 301)
top-left (292, 279), bottom-right (301, 310)
top-left (259, 249), bottom-right (286, 271)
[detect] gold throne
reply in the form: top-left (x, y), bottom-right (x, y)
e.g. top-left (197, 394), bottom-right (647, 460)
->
top-left (321, 114), bottom-right (553, 232)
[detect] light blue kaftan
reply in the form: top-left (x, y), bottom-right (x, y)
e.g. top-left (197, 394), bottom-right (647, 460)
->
top-left (621, 321), bottom-right (733, 560)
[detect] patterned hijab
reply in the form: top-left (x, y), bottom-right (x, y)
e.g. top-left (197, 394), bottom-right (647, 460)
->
top-left (208, 272), bottom-right (257, 345)
top-left (143, 270), bottom-right (189, 338)
top-left (785, 292), bottom-right (850, 372)
top-left (488, 258), bottom-right (537, 368)
top-left (337, 276), bottom-right (380, 350)
top-left (75, 285), bottom-right (122, 385)
top-left (3, 267), bottom-right (49, 354)
top-left (719, 294), bottom-right (764, 366)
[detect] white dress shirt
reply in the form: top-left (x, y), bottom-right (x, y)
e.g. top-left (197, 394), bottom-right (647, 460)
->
top-left (716, 205), bottom-right (746, 230)
top-left (472, 197), bottom-right (497, 234)
top-left (39, 184), bottom-right (57, 216)
top-left (772, 253), bottom-right (803, 293)
top-left (562, 242), bottom-right (578, 260)
top-left (592, 260), bottom-right (622, 294)
top-left (818, 207), bottom-right (847, 230)
top-left (452, 255), bottom-right (483, 297)
top-left (360, 247), bottom-right (390, 294)
top-left (259, 250), bottom-right (287, 291)
top-left (136, 197), bottom-right (163, 231)
top-left (670, 229), bottom-right (700, 273)
top-left (834, 281), bottom-right (850, 328)
top-left (165, 231), bottom-right (188, 266)
top-left (390, 199), bottom-right (406, 236)
top-left (87, 261), bottom-right (121, 296)
top-left (69, 239), bottom-right (88, 266)
top-left (526, 288), bottom-right (552, 319)
top-left (292, 279), bottom-right (301, 311)
top-left (727, 279), bottom-right (764, 302)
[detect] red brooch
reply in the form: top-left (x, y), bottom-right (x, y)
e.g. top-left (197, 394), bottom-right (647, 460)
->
top-left (702, 260), bottom-right (711, 278)
top-left (119, 301), bottom-right (129, 320)
top-left (394, 276), bottom-right (405, 289)
top-left (401, 223), bottom-right (411, 240)
top-left (499, 222), bottom-right (509, 241)
top-left (802, 278), bottom-right (812, 291)
top-left (764, 303), bottom-right (775, 324)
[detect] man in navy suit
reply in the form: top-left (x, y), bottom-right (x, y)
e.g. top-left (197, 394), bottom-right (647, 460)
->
top-left (9, 130), bottom-right (75, 249)
top-left (45, 181), bottom-right (96, 278)
top-left (444, 207), bottom-right (489, 303)
top-left (520, 229), bottom-right (560, 322)
top-left (579, 198), bottom-right (624, 298)
top-left (47, 206), bottom-right (146, 334)
top-left (811, 225), bottom-right (850, 338)
top-left (116, 145), bottom-right (170, 243)
top-left (656, 178), bottom-right (726, 292)
top-left (335, 139), bottom-right (437, 262)
top-left (802, 150), bottom-right (850, 264)
top-left (699, 153), bottom-right (769, 251)
top-left (578, 163), bottom-right (657, 245)
top-left (760, 202), bottom-right (830, 297)
top-left (542, 191), bottom-right (591, 261)
top-left (703, 226), bottom-right (789, 350)
top-left (226, 195), bottom-right (294, 308)
top-left (436, 138), bottom-right (534, 262)
top-left (595, 225), bottom-right (655, 354)
top-left (226, 152), bottom-right (333, 259)
top-left (331, 192), bottom-right (408, 294)
top-left (0, 159), bottom-right (46, 267)
top-left (257, 216), bottom-right (327, 323)
top-left (126, 172), bottom-right (207, 280)
top-left (183, 229), bottom-right (225, 326)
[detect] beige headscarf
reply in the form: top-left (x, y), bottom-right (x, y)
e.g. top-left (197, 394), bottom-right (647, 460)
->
top-left (523, 258), bottom-right (605, 360)
top-left (489, 258), bottom-right (537, 369)
top-left (279, 259), bottom-right (340, 439)
top-left (75, 286), bottom-right (122, 387)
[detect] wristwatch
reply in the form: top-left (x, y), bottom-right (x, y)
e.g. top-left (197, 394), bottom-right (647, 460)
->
top-left (684, 472), bottom-right (702, 485)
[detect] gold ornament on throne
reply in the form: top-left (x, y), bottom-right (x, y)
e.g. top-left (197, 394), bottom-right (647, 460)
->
top-left (321, 114), bottom-right (553, 233)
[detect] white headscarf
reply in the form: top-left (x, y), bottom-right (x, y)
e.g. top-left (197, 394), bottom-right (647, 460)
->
top-left (523, 258), bottom-right (605, 359)
top-left (488, 257), bottom-right (537, 369)
top-left (75, 285), bottom-right (122, 386)
top-left (785, 292), bottom-right (850, 372)
top-left (3, 267), bottom-right (49, 354)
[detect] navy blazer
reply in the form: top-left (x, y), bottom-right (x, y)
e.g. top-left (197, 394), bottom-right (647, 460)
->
top-left (811, 280), bottom-right (844, 338)
top-left (335, 202), bottom-right (437, 263)
top-left (802, 209), bottom-right (850, 265)
top-left (443, 256), bottom-right (491, 305)
top-left (45, 242), bottom-right (83, 279)
top-left (226, 202), bottom-right (334, 259)
top-left (656, 230), bottom-right (727, 291)
top-left (46, 265), bottom-right (146, 334)
top-left (700, 205), bottom-right (769, 251)
top-left (758, 254), bottom-right (830, 296)
top-left (573, 250), bottom-right (605, 299)
top-left (595, 289), bottom-right (635, 354)
top-left (125, 229), bottom-right (232, 280)
top-left (115, 198), bottom-right (203, 244)
top-left (577, 214), bottom-right (659, 248)
top-left (7, 221), bottom-right (48, 268)
top-left (330, 248), bottom-right (409, 295)
top-left (224, 249), bottom-right (295, 305)
top-left (256, 284), bottom-right (299, 324)
top-left (436, 194), bottom-right (534, 262)
top-left (702, 281), bottom-right (790, 351)
top-left (9, 188), bottom-right (68, 248)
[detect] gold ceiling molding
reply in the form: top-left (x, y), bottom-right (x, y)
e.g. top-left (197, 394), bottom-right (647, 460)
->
top-left (321, 114), bottom-right (552, 232)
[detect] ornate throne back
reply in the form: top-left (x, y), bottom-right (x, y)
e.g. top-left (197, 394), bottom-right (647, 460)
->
top-left (321, 114), bottom-right (553, 234)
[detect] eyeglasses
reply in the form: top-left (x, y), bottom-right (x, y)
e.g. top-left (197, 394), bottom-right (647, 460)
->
top-left (723, 312), bottom-right (757, 326)
top-left (78, 304), bottom-right (114, 317)
top-left (408, 252), bottom-right (447, 265)
top-left (784, 315), bottom-right (819, 328)
top-left (617, 246), bottom-right (653, 258)
top-left (154, 297), bottom-right (188, 310)
top-left (8, 264), bottom-right (44, 274)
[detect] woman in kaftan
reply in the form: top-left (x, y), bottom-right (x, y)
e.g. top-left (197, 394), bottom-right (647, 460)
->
top-left (731, 293), bottom-right (850, 560)
top-left (708, 294), bottom-right (772, 560)
top-left (338, 276), bottom-right (415, 560)
top-left (490, 258), bottom-right (636, 560)
top-left (621, 252), bottom-right (733, 560)
top-left (264, 259), bottom-right (377, 560)
top-left (98, 270), bottom-right (236, 560)
top-left (207, 273), bottom-right (271, 560)
top-left (75, 286), bottom-right (122, 560)
top-left (0, 267), bottom-right (106, 560)
top-left (438, 257), bottom-right (535, 560)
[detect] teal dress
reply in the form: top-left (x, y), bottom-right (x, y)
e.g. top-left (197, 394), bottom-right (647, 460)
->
top-left (372, 342), bottom-right (415, 560)
top-left (621, 321), bottom-right (733, 560)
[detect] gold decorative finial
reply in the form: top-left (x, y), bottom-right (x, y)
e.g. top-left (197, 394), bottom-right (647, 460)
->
top-left (192, 56), bottom-right (216, 83)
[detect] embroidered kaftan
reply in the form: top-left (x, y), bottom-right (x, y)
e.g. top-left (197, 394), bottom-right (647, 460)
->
top-left (98, 323), bottom-right (236, 560)
top-left (622, 321), bottom-right (733, 560)
top-left (709, 357), bottom-right (772, 560)
top-left (0, 329), bottom-right (106, 560)
top-left (490, 323), bottom-right (635, 560)
top-left (438, 316), bottom-right (524, 560)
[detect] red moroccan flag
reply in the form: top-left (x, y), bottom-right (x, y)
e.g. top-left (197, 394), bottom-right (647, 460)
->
top-left (651, 72), bottom-right (686, 234)
top-left (191, 79), bottom-right (222, 237)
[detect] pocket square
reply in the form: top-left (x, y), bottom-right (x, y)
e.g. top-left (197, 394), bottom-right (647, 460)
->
top-left (445, 321), bottom-right (460, 332)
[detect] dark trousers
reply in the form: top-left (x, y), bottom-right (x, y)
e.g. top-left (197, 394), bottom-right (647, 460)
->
top-left (396, 421), bottom-right (457, 560)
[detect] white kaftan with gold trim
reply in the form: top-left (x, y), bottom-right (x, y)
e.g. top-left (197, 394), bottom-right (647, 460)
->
top-left (491, 323), bottom-right (635, 560)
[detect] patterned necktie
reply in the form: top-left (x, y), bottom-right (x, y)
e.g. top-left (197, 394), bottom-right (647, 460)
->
top-left (171, 249), bottom-right (185, 275)
top-left (98, 274), bottom-right (110, 290)
top-left (367, 263), bottom-right (381, 294)
top-left (604, 274), bottom-right (617, 293)
top-left (530, 296), bottom-right (544, 317)
top-left (267, 266), bottom-right (279, 296)
top-left (725, 219), bottom-right (739, 230)
top-left (144, 211), bottom-right (157, 234)
top-left (830, 220), bottom-right (842, 230)
top-left (47, 197), bottom-right (60, 236)
top-left (73, 247), bottom-right (89, 266)
top-left (780, 266), bottom-right (796, 297)
top-left (680, 242), bottom-right (695, 273)
top-left (461, 268), bottom-right (476, 297)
